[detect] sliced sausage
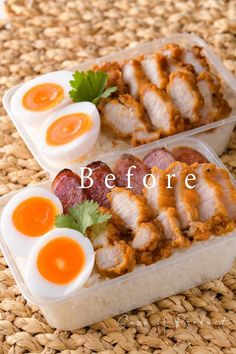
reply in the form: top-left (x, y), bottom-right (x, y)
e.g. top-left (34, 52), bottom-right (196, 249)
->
top-left (143, 148), bottom-right (176, 170)
top-left (113, 153), bottom-right (148, 195)
top-left (52, 169), bottom-right (87, 213)
top-left (172, 146), bottom-right (208, 165)
top-left (84, 161), bottom-right (116, 208)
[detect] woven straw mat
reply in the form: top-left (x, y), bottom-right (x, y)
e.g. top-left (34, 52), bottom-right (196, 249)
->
top-left (0, 0), bottom-right (236, 353)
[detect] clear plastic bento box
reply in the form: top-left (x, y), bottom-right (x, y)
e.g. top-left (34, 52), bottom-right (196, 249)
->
top-left (3, 33), bottom-right (236, 174)
top-left (1, 137), bottom-right (236, 330)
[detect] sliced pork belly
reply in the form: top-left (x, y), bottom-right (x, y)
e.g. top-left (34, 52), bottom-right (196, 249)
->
top-left (139, 82), bottom-right (184, 136)
top-left (159, 43), bottom-right (183, 61)
top-left (93, 61), bottom-right (126, 94)
top-left (144, 165), bottom-right (190, 247)
top-left (96, 240), bottom-right (135, 277)
top-left (132, 222), bottom-right (163, 252)
top-left (167, 61), bottom-right (195, 74)
top-left (194, 163), bottom-right (227, 222)
top-left (173, 47), bottom-right (232, 119)
top-left (189, 163), bottom-right (235, 238)
top-left (108, 187), bottom-right (149, 230)
top-left (140, 53), bottom-right (168, 89)
top-left (167, 69), bottom-right (203, 125)
top-left (99, 94), bottom-right (148, 138)
top-left (122, 59), bottom-right (146, 99)
top-left (87, 222), bottom-right (120, 250)
top-left (131, 129), bottom-right (160, 147)
top-left (166, 162), bottom-right (199, 229)
top-left (135, 242), bottom-right (172, 265)
top-left (213, 91), bottom-right (232, 120)
top-left (156, 208), bottom-right (190, 248)
top-left (160, 44), bottom-right (209, 74)
top-left (197, 72), bottom-right (219, 124)
top-left (143, 166), bottom-right (175, 218)
top-left (133, 221), bottom-right (172, 265)
top-left (183, 46), bottom-right (210, 75)
top-left (212, 168), bottom-right (236, 219)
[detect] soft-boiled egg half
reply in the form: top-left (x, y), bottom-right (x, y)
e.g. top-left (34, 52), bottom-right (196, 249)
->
top-left (38, 102), bottom-right (100, 163)
top-left (10, 71), bottom-right (73, 127)
top-left (0, 187), bottom-right (62, 257)
top-left (25, 228), bottom-right (95, 298)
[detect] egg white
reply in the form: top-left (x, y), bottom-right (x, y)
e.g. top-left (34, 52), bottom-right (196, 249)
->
top-left (0, 187), bottom-right (63, 257)
top-left (24, 228), bottom-right (95, 299)
top-left (10, 71), bottom-right (73, 128)
top-left (38, 102), bottom-right (100, 163)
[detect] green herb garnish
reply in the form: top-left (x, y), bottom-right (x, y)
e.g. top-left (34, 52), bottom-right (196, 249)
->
top-left (69, 70), bottom-right (117, 105)
top-left (55, 200), bottom-right (112, 235)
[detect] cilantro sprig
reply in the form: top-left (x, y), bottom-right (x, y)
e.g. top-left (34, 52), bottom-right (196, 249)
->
top-left (55, 200), bottom-right (112, 235)
top-left (69, 70), bottom-right (117, 105)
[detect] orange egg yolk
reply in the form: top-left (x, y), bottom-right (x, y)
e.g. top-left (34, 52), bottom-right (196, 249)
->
top-left (37, 237), bottom-right (85, 285)
top-left (12, 197), bottom-right (58, 237)
top-left (22, 83), bottom-right (64, 111)
top-left (46, 113), bottom-right (92, 146)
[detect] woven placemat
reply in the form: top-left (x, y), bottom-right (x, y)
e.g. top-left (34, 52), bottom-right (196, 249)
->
top-left (1, 1), bottom-right (236, 352)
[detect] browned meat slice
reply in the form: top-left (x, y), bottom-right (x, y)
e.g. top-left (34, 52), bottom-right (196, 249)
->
top-left (193, 163), bottom-right (227, 222)
top-left (214, 92), bottom-right (232, 120)
top-left (139, 82), bottom-right (184, 136)
top-left (140, 53), bottom-right (168, 89)
top-left (136, 241), bottom-right (173, 265)
top-left (108, 187), bottom-right (149, 230)
top-left (183, 46), bottom-right (210, 74)
top-left (93, 61), bottom-right (126, 94)
top-left (171, 146), bottom-right (208, 165)
top-left (143, 148), bottom-right (176, 170)
top-left (196, 72), bottom-right (231, 124)
top-left (166, 162), bottom-right (199, 230)
top-left (113, 153), bottom-right (148, 195)
top-left (167, 69), bottom-right (203, 125)
top-left (99, 94), bottom-right (148, 138)
top-left (143, 165), bottom-right (190, 247)
top-left (161, 45), bottom-right (209, 74)
top-left (166, 47), bottom-right (231, 121)
top-left (131, 222), bottom-right (163, 252)
top-left (212, 167), bottom-right (236, 220)
top-left (197, 72), bottom-right (219, 124)
top-left (84, 161), bottom-right (116, 208)
top-left (143, 166), bottom-right (175, 218)
top-left (87, 222), bottom-right (120, 250)
top-left (122, 59), bottom-right (146, 99)
top-left (156, 208), bottom-right (190, 248)
top-left (168, 61), bottom-right (196, 74)
top-left (186, 163), bottom-right (232, 240)
top-left (52, 169), bottom-right (87, 213)
top-left (159, 43), bottom-right (185, 73)
top-left (159, 43), bottom-right (183, 61)
top-left (131, 129), bottom-right (160, 147)
top-left (188, 164), bottom-right (236, 240)
top-left (95, 240), bottom-right (135, 277)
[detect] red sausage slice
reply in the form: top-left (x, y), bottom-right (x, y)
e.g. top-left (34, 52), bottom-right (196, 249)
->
top-left (143, 148), bottom-right (176, 170)
top-left (114, 153), bottom-right (148, 195)
top-left (172, 146), bottom-right (208, 165)
top-left (84, 161), bottom-right (116, 208)
top-left (52, 169), bottom-right (87, 213)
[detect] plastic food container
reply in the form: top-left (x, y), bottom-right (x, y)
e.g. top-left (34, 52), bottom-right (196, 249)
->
top-left (1, 137), bottom-right (236, 330)
top-left (3, 33), bottom-right (236, 174)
